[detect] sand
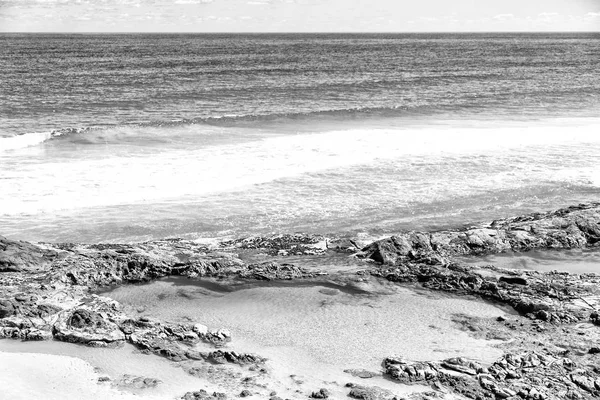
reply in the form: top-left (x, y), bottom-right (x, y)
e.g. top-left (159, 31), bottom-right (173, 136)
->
top-left (0, 351), bottom-right (163, 400)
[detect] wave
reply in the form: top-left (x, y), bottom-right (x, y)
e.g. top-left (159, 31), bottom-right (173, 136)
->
top-left (3, 106), bottom-right (600, 152)
top-left (0, 106), bottom-right (423, 151)
top-left (0, 128), bottom-right (90, 151)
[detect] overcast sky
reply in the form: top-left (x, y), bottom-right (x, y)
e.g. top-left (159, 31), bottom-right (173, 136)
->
top-left (0, 0), bottom-right (599, 32)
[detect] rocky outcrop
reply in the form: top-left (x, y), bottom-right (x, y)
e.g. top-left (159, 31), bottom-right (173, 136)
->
top-left (3, 203), bottom-right (600, 399)
top-left (0, 235), bottom-right (57, 272)
top-left (385, 350), bottom-right (600, 400)
top-left (181, 390), bottom-right (228, 400)
top-left (358, 202), bottom-right (600, 265)
top-left (219, 233), bottom-right (327, 256)
top-left (53, 306), bottom-right (126, 346)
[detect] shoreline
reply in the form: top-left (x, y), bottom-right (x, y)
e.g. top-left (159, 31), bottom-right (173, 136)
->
top-left (2, 202), bottom-right (600, 399)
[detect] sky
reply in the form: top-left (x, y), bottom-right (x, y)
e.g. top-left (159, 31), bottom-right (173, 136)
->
top-left (0, 0), bottom-right (599, 32)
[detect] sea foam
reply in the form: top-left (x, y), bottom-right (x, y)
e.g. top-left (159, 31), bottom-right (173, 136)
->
top-left (1, 119), bottom-right (600, 217)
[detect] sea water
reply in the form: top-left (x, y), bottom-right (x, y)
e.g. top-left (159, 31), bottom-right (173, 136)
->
top-left (1, 33), bottom-right (600, 243)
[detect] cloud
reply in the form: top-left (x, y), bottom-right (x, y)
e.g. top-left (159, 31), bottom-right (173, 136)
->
top-left (174, 0), bottom-right (213, 4)
top-left (492, 13), bottom-right (514, 21)
top-left (539, 12), bottom-right (559, 17)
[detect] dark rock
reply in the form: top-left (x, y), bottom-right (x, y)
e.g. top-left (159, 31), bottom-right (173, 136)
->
top-left (239, 390), bottom-right (252, 397)
top-left (0, 299), bottom-right (15, 318)
top-left (182, 390), bottom-right (227, 400)
top-left (68, 309), bottom-right (106, 329)
top-left (360, 203), bottom-right (600, 264)
top-left (0, 235), bottom-right (57, 272)
top-left (310, 388), bottom-right (330, 398)
top-left (347, 384), bottom-right (396, 400)
top-left (499, 276), bottom-right (528, 285)
top-left (589, 347), bottom-right (600, 355)
top-left (207, 350), bottom-right (266, 365)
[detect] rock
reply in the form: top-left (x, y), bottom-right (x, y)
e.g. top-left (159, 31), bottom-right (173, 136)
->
top-left (347, 384), bottom-right (396, 400)
top-left (182, 390), bottom-right (227, 400)
top-left (344, 369), bottom-right (380, 378)
top-left (3, 203), bottom-right (600, 400)
top-left (360, 203), bottom-right (600, 263)
top-left (115, 374), bottom-right (161, 389)
top-left (207, 350), bottom-right (265, 365)
top-left (239, 390), bottom-right (252, 397)
top-left (52, 307), bottom-right (125, 345)
top-left (589, 347), bottom-right (600, 354)
top-left (499, 276), bottom-right (528, 285)
top-left (0, 235), bottom-right (57, 272)
top-left (193, 323), bottom-right (209, 336)
top-left (310, 388), bottom-right (330, 398)
top-left (0, 299), bottom-right (15, 318)
top-left (25, 328), bottom-right (52, 341)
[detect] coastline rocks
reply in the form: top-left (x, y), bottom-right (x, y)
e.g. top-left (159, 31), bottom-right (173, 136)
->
top-left (370, 261), bottom-right (599, 324)
top-left (206, 350), bottom-right (266, 365)
top-left (114, 374), bottom-right (162, 390)
top-left (53, 304), bottom-right (125, 345)
top-left (358, 203), bottom-right (600, 265)
top-left (3, 203), bottom-right (600, 399)
top-left (181, 390), bottom-right (228, 400)
top-left (310, 388), bottom-right (330, 398)
top-left (345, 383), bottom-right (396, 400)
top-left (0, 235), bottom-right (57, 272)
top-left (219, 234), bottom-right (327, 256)
top-left (385, 351), bottom-right (600, 400)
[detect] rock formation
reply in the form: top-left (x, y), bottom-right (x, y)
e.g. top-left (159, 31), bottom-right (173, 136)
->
top-left (2, 202), bottom-right (600, 399)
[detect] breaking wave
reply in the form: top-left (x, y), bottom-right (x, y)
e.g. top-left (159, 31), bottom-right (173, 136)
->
top-left (0, 128), bottom-right (90, 151)
top-left (3, 104), bottom-right (600, 152)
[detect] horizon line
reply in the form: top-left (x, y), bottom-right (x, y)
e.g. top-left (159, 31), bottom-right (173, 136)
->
top-left (1, 30), bottom-right (598, 34)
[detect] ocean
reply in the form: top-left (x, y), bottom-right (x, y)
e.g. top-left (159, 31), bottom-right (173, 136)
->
top-left (1, 32), bottom-right (599, 243)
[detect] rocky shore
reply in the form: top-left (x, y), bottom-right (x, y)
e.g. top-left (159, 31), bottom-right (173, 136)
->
top-left (2, 202), bottom-right (600, 399)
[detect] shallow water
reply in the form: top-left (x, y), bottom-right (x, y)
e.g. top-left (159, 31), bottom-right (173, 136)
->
top-left (457, 248), bottom-right (600, 274)
top-left (107, 278), bottom-right (506, 382)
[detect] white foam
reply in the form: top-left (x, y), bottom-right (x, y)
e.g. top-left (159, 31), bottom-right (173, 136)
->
top-left (1, 118), bottom-right (600, 216)
top-left (0, 131), bottom-right (54, 151)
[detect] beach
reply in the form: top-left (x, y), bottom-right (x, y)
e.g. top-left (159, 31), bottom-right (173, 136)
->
top-left (2, 203), bottom-right (600, 399)
top-left (1, 32), bottom-right (600, 399)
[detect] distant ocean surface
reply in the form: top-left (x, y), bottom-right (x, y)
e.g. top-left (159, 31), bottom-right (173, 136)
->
top-left (1, 33), bottom-right (599, 243)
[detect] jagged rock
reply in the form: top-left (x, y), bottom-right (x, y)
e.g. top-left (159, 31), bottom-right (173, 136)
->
top-left (344, 369), bottom-right (380, 378)
top-left (53, 308), bottom-right (125, 345)
top-left (115, 374), bottom-right (161, 389)
top-left (181, 390), bottom-right (227, 400)
top-left (310, 388), bottom-right (330, 398)
top-left (207, 350), bottom-right (266, 365)
top-left (346, 383), bottom-right (396, 400)
top-left (3, 204), bottom-right (600, 400)
top-left (359, 203), bottom-right (600, 265)
top-left (0, 299), bottom-right (16, 318)
top-left (0, 235), bottom-right (57, 272)
top-left (220, 233), bottom-right (327, 256)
